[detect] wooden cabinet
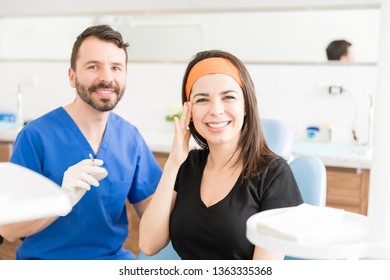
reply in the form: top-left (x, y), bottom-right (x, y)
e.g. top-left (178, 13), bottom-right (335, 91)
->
top-left (153, 152), bottom-right (169, 168)
top-left (0, 239), bottom-right (21, 260)
top-left (326, 167), bottom-right (370, 215)
top-left (0, 142), bottom-right (12, 162)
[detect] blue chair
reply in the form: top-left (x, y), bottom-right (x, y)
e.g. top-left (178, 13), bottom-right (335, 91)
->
top-left (284, 155), bottom-right (327, 260)
top-left (289, 155), bottom-right (327, 207)
top-left (261, 118), bottom-right (293, 161)
top-left (137, 241), bottom-right (181, 260)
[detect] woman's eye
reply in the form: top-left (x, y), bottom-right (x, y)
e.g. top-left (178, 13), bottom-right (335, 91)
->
top-left (195, 98), bottom-right (208, 103)
top-left (224, 95), bottom-right (235, 100)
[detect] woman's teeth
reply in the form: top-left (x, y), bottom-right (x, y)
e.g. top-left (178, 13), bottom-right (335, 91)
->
top-left (208, 121), bottom-right (229, 128)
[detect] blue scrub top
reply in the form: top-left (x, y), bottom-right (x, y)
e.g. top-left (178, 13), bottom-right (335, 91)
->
top-left (10, 107), bottom-right (162, 259)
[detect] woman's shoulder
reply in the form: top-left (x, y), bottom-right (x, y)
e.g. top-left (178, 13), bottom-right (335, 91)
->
top-left (268, 156), bottom-right (290, 173)
top-left (247, 156), bottom-right (302, 208)
top-left (250, 156), bottom-right (292, 185)
top-left (178, 149), bottom-right (208, 174)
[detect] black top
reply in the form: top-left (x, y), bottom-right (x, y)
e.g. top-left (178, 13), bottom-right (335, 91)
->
top-left (169, 149), bottom-right (303, 260)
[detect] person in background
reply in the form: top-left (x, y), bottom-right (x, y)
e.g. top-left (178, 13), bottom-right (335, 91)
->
top-left (0, 25), bottom-right (162, 260)
top-left (139, 50), bottom-right (303, 260)
top-left (326, 39), bottom-right (353, 61)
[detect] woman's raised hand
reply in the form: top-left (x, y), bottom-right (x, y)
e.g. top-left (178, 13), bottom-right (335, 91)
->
top-left (168, 102), bottom-right (192, 168)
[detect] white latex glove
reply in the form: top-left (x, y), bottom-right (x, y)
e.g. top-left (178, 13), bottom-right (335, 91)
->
top-left (60, 158), bottom-right (108, 215)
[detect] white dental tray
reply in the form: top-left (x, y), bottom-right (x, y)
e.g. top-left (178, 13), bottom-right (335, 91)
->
top-left (0, 162), bottom-right (71, 224)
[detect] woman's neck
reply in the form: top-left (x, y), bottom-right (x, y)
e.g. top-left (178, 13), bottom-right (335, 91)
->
top-left (207, 144), bottom-right (241, 171)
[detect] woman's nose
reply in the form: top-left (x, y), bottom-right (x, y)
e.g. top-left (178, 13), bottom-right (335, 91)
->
top-left (209, 100), bottom-right (224, 116)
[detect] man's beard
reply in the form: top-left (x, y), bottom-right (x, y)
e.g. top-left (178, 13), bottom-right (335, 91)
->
top-left (75, 79), bottom-right (125, 112)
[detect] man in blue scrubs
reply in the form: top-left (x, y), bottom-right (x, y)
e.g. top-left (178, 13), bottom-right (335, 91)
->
top-left (0, 25), bottom-right (162, 259)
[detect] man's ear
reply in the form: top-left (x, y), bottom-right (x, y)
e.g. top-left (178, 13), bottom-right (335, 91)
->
top-left (339, 55), bottom-right (348, 62)
top-left (68, 68), bottom-right (76, 88)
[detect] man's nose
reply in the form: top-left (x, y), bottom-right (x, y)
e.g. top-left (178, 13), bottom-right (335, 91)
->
top-left (98, 67), bottom-right (114, 83)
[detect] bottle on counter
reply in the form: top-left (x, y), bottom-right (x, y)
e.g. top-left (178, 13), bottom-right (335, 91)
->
top-left (326, 122), bottom-right (333, 143)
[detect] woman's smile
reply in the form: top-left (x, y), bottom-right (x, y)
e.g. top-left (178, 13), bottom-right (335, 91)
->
top-left (206, 121), bottom-right (231, 129)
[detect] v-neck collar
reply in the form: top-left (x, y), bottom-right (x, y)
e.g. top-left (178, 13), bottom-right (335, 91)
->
top-left (59, 107), bottom-right (112, 159)
top-left (196, 149), bottom-right (242, 210)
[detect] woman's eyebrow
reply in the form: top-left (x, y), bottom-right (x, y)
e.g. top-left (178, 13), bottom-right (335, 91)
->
top-left (192, 92), bottom-right (209, 98)
top-left (221, 90), bottom-right (239, 95)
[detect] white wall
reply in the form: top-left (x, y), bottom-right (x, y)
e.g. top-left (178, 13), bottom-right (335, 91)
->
top-left (196, 9), bottom-right (380, 63)
top-left (0, 9), bottom-right (380, 62)
top-left (0, 61), bottom-right (376, 145)
top-left (0, 0), bottom-right (381, 17)
top-left (250, 63), bottom-right (375, 144)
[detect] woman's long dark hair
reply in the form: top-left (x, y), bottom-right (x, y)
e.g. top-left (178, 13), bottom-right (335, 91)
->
top-left (182, 50), bottom-right (276, 179)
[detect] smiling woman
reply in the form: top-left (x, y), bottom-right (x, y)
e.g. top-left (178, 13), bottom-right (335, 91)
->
top-left (138, 50), bottom-right (304, 260)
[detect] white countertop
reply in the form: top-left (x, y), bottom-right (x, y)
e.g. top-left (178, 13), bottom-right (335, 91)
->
top-left (0, 122), bottom-right (22, 143)
top-left (292, 140), bottom-right (372, 169)
top-left (141, 130), bottom-right (372, 169)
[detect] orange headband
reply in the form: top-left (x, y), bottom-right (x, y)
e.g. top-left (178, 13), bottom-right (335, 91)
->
top-left (185, 57), bottom-right (243, 100)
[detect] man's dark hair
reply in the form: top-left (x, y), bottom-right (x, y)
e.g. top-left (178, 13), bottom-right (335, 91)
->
top-left (70, 25), bottom-right (129, 70)
top-left (326, 40), bottom-right (351, 61)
